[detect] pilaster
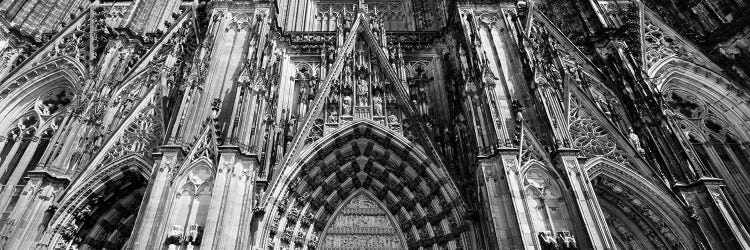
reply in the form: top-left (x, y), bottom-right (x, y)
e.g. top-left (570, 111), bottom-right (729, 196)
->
top-left (2, 171), bottom-right (67, 250)
top-left (0, 136), bottom-right (41, 212)
top-left (202, 146), bottom-right (257, 249)
top-left (130, 145), bottom-right (182, 249)
top-left (476, 149), bottom-right (533, 249)
top-left (556, 149), bottom-right (616, 250)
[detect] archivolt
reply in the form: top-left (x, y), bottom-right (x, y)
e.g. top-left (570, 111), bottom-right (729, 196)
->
top-left (48, 154), bottom-right (152, 238)
top-left (585, 157), bottom-right (695, 249)
top-left (260, 120), bottom-right (469, 249)
top-left (655, 59), bottom-right (750, 141)
top-left (0, 56), bottom-right (85, 132)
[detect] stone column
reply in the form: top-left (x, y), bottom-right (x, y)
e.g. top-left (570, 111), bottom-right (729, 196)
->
top-left (556, 149), bottom-right (616, 249)
top-left (0, 139), bottom-right (23, 184)
top-left (201, 150), bottom-right (234, 248)
top-left (0, 136), bottom-right (41, 212)
top-left (130, 146), bottom-right (182, 249)
top-left (236, 154), bottom-right (258, 249)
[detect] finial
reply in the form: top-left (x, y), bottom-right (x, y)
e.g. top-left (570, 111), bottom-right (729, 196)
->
top-left (358, 0), bottom-right (368, 13)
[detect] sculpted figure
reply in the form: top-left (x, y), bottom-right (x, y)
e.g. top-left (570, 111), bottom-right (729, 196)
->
top-left (629, 127), bottom-right (645, 154)
top-left (166, 225), bottom-right (185, 249)
top-left (357, 79), bottom-right (369, 106)
top-left (343, 95), bottom-right (352, 115)
top-left (373, 95), bottom-right (383, 115)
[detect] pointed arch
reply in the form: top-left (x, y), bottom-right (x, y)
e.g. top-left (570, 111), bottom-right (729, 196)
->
top-left (68, 84), bottom-right (161, 194)
top-left (0, 10), bottom-right (90, 85)
top-left (585, 157), bottom-right (696, 249)
top-left (655, 57), bottom-right (750, 227)
top-left (177, 157), bottom-right (215, 179)
top-left (281, 13), bottom-right (451, 185)
top-left (261, 119), bottom-right (469, 250)
top-left (655, 58), bottom-right (750, 141)
top-left (0, 56), bottom-right (85, 134)
top-left (160, 157), bottom-right (215, 249)
top-left (519, 160), bottom-right (582, 248)
top-left (47, 154), bottom-right (152, 249)
top-left (519, 159), bottom-right (562, 181)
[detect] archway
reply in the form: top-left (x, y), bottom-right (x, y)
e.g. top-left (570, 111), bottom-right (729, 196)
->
top-left (0, 57), bottom-right (84, 132)
top-left (586, 158), bottom-right (696, 249)
top-left (47, 154), bottom-right (152, 250)
top-left (261, 120), bottom-right (469, 250)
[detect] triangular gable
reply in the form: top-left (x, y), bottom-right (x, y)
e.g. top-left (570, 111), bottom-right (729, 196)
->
top-left (67, 84), bottom-right (164, 191)
top-left (638, 2), bottom-right (720, 76)
top-left (281, 11), bottom-right (450, 176)
top-left (566, 83), bottom-right (663, 177)
top-left (182, 121), bottom-right (220, 168)
top-left (524, 6), bottom-right (631, 127)
top-left (527, 7), bottom-right (609, 87)
top-left (519, 125), bottom-right (553, 167)
top-left (117, 11), bottom-right (194, 86)
top-left (0, 11), bottom-right (89, 90)
top-left (0, 11), bottom-right (90, 86)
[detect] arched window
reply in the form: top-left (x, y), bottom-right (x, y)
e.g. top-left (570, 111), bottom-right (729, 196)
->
top-left (523, 165), bottom-right (576, 248)
top-left (166, 162), bottom-right (213, 249)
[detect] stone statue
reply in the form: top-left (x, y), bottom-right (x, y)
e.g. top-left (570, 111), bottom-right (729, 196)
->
top-left (328, 107), bottom-right (338, 123)
top-left (388, 114), bottom-right (398, 124)
top-left (629, 127), bottom-right (645, 154)
top-left (373, 95), bottom-right (383, 116)
top-left (357, 78), bottom-right (369, 106)
top-left (166, 225), bottom-right (185, 248)
top-left (186, 224), bottom-right (203, 246)
top-left (343, 95), bottom-right (352, 115)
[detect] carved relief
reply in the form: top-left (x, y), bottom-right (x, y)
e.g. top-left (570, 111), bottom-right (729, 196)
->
top-left (101, 95), bottom-right (163, 166)
top-left (568, 97), bottom-right (631, 168)
top-left (320, 191), bottom-right (407, 249)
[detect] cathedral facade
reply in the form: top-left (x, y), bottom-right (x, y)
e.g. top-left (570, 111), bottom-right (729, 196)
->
top-left (0, 0), bottom-right (749, 249)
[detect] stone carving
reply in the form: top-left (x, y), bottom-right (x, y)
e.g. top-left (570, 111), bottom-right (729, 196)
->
top-left (568, 96), bottom-right (631, 168)
top-left (628, 128), bottom-right (645, 154)
top-left (186, 224), bottom-right (203, 246)
top-left (357, 78), bottom-right (370, 106)
top-left (320, 192), bottom-right (406, 249)
top-left (643, 16), bottom-right (683, 69)
top-left (101, 97), bottom-right (163, 166)
top-left (373, 95), bottom-right (383, 116)
top-left (343, 95), bottom-right (353, 115)
top-left (166, 225), bottom-right (185, 247)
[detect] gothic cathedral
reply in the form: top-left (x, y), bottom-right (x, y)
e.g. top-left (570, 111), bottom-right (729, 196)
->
top-left (0, 0), bottom-right (749, 249)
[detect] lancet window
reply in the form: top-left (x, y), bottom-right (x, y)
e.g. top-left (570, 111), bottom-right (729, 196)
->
top-left (523, 166), bottom-right (577, 249)
top-left (166, 163), bottom-right (213, 250)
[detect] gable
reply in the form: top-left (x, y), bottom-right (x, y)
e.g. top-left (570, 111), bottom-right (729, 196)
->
top-left (281, 11), bottom-right (450, 176)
